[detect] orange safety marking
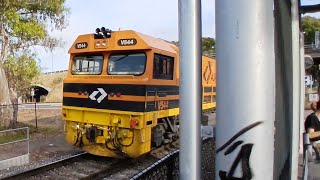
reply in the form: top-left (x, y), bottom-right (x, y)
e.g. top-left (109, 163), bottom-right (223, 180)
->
top-left (63, 92), bottom-right (89, 99)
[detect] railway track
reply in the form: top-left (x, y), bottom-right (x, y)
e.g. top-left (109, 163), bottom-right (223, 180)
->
top-left (2, 152), bottom-right (133, 180)
top-left (2, 152), bottom-right (88, 179)
top-left (1, 140), bottom-right (180, 180)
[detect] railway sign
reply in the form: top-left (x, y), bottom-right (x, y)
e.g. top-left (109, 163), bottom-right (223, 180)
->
top-left (89, 88), bottom-right (107, 103)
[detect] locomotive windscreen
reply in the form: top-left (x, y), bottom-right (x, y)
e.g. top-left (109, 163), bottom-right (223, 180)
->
top-left (108, 52), bottom-right (146, 75)
top-left (72, 55), bottom-right (103, 75)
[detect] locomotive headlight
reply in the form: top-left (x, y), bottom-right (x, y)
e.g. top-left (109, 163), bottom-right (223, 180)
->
top-left (101, 41), bottom-right (107, 47)
top-left (96, 41), bottom-right (101, 47)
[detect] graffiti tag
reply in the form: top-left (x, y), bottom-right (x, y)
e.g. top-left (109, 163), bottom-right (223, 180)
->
top-left (216, 121), bottom-right (263, 180)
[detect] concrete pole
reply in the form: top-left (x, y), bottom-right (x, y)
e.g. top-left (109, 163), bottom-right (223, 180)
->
top-left (178, 0), bottom-right (202, 179)
top-left (299, 32), bottom-right (305, 155)
top-left (215, 1), bottom-right (275, 179)
top-left (291, 1), bottom-right (301, 178)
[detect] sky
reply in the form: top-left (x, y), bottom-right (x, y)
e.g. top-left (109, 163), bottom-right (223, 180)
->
top-left (37, 0), bottom-right (215, 72)
top-left (37, 0), bottom-right (319, 72)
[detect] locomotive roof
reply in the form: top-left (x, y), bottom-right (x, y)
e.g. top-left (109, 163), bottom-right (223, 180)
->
top-left (68, 30), bottom-right (178, 54)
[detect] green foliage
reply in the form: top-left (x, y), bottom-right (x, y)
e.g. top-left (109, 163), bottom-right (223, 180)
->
top-left (171, 37), bottom-right (215, 56)
top-left (3, 54), bottom-right (40, 96)
top-left (40, 95), bottom-right (46, 102)
top-left (202, 37), bottom-right (215, 55)
top-left (0, 0), bottom-right (69, 59)
top-left (302, 16), bottom-right (320, 43)
top-left (0, 0), bottom-right (68, 106)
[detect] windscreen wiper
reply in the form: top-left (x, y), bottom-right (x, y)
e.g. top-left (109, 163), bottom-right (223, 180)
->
top-left (112, 55), bottom-right (129, 62)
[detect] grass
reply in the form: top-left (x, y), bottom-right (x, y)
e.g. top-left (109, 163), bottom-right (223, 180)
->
top-left (18, 121), bottom-right (63, 135)
top-left (0, 132), bottom-right (26, 144)
top-left (0, 108), bottom-right (64, 145)
top-left (0, 122), bottom-right (61, 145)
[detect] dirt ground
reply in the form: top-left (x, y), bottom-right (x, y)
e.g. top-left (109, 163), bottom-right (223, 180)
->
top-left (0, 108), bottom-right (81, 177)
top-left (18, 109), bottom-right (80, 161)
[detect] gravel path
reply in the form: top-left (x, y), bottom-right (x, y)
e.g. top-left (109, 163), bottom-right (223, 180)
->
top-left (0, 133), bottom-right (82, 179)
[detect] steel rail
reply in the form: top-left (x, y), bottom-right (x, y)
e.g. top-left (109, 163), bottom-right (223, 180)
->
top-left (2, 152), bottom-right (87, 180)
top-left (80, 158), bottom-right (135, 180)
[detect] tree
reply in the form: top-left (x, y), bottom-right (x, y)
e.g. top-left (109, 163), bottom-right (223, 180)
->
top-left (171, 37), bottom-right (215, 56)
top-left (3, 54), bottom-right (40, 127)
top-left (302, 16), bottom-right (320, 43)
top-left (3, 54), bottom-right (40, 96)
top-left (202, 37), bottom-right (215, 56)
top-left (0, 0), bottom-right (69, 127)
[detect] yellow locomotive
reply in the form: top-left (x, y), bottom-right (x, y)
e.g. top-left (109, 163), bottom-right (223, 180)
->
top-left (62, 28), bottom-right (216, 158)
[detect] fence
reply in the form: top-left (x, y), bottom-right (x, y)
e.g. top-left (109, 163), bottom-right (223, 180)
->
top-left (0, 103), bottom-right (62, 130)
top-left (131, 138), bottom-right (215, 180)
top-left (0, 127), bottom-right (29, 170)
top-left (0, 103), bottom-right (39, 129)
top-left (42, 70), bottom-right (68, 74)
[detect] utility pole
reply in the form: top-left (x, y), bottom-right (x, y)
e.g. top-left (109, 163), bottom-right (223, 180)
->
top-left (178, 0), bottom-right (202, 179)
top-left (215, 1), bottom-right (275, 179)
top-left (51, 51), bottom-right (54, 72)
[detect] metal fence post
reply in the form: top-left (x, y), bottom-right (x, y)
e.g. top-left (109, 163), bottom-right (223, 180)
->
top-left (215, 0), bottom-right (275, 179)
top-left (178, 0), bottom-right (202, 179)
top-left (302, 133), bottom-right (312, 180)
top-left (35, 102), bottom-right (37, 130)
top-left (27, 127), bottom-right (30, 155)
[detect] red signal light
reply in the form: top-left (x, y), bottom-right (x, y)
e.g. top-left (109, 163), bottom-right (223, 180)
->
top-left (130, 119), bottom-right (139, 127)
top-left (116, 93), bottom-right (121, 97)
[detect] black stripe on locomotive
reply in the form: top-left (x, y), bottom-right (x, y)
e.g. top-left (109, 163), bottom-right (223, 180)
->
top-left (63, 83), bottom-right (215, 112)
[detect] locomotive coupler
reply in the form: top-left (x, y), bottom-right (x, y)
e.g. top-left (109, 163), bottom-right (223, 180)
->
top-left (86, 126), bottom-right (98, 143)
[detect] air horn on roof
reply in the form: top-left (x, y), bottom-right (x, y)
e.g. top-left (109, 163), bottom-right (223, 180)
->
top-left (95, 27), bottom-right (112, 39)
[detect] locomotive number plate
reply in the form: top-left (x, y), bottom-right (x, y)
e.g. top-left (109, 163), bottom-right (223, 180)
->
top-left (117, 38), bottom-right (137, 46)
top-left (75, 42), bottom-right (88, 49)
top-left (158, 100), bottom-right (169, 110)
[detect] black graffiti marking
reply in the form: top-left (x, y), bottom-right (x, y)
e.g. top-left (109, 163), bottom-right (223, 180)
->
top-left (224, 141), bottom-right (243, 156)
top-left (219, 144), bottom-right (254, 180)
top-left (216, 121), bottom-right (263, 153)
top-left (217, 121), bottom-right (262, 180)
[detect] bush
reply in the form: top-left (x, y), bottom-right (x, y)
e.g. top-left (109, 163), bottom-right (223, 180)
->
top-left (40, 95), bottom-right (46, 102)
